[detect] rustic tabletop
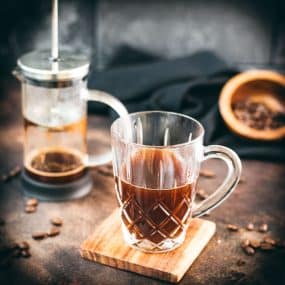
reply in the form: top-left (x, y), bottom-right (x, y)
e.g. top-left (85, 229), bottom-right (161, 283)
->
top-left (0, 78), bottom-right (285, 285)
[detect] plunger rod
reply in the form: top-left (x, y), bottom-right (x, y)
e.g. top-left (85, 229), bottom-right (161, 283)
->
top-left (51, 0), bottom-right (59, 60)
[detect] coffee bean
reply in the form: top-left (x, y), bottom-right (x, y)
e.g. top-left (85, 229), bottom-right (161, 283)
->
top-left (25, 206), bottom-right (36, 214)
top-left (48, 227), bottom-right (60, 237)
top-left (249, 240), bottom-right (260, 249)
top-left (1, 166), bottom-right (21, 183)
top-left (26, 198), bottom-right (38, 207)
top-left (263, 237), bottom-right (276, 246)
top-left (234, 110), bottom-right (245, 120)
top-left (196, 189), bottom-right (208, 200)
top-left (237, 259), bottom-right (246, 266)
top-left (241, 239), bottom-right (250, 248)
top-left (227, 224), bottom-right (239, 231)
top-left (32, 232), bottom-right (47, 240)
top-left (51, 217), bottom-right (63, 227)
top-left (259, 223), bottom-right (268, 233)
top-left (17, 241), bottom-right (30, 250)
top-left (260, 242), bottom-right (274, 251)
top-left (246, 223), bottom-right (254, 231)
top-left (21, 250), bottom-right (31, 258)
top-left (243, 246), bottom-right (255, 255)
top-left (199, 169), bottom-right (215, 178)
top-left (9, 166), bottom-right (21, 177)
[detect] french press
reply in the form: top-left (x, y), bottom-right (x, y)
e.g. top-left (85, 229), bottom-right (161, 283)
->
top-left (13, 0), bottom-right (128, 201)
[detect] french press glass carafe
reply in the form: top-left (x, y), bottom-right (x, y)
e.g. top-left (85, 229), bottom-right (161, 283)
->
top-left (14, 50), bottom-right (127, 201)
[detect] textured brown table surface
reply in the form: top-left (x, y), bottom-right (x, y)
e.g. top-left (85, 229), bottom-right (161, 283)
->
top-left (0, 78), bottom-right (285, 285)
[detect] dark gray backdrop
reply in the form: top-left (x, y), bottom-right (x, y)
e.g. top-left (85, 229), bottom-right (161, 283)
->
top-left (0, 0), bottom-right (284, 73)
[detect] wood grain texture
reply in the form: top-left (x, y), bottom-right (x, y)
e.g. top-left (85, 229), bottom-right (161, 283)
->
top-left (81, 209), bottom-right (216, 283)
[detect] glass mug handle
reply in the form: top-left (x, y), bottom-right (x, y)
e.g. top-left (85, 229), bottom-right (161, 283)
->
top-left (192, 145), bottom-right (242, 218)
top-left (82, 89), bottom-right (128, 167)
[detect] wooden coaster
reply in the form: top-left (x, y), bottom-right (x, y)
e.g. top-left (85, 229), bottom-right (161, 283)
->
top-left (80, 209), bottom-right (216, 283)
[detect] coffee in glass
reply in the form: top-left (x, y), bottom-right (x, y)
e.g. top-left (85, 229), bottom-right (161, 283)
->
top-left (111, 111), bottom-right (242, 252)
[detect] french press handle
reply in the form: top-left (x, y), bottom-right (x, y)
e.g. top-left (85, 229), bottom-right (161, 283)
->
top-left (82, 89), bottom-right (128, 167)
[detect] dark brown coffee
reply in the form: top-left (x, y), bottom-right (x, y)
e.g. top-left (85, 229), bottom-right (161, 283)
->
top-left (115, 148), bottom-right (195, 244)
top-left (23, 116), bottom-right (87, 183)
top-left (25, 148), bottom-right (85, 183)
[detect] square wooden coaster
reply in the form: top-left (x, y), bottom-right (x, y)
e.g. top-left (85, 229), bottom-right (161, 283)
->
top-left (80, 209), bottom-right (215, 283)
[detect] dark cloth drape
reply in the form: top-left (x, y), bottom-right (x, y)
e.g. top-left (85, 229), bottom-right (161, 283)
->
top-left (88, 50), bottom-right (285, 161)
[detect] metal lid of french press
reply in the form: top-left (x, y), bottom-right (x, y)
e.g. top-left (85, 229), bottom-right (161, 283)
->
top-left (17, 50), bottom-right (89, 82)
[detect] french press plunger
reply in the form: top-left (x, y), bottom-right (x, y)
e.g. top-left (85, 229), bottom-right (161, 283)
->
top-left (13, 0), bottom-right (128, 201)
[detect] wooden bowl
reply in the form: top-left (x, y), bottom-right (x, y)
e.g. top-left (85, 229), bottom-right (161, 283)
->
top-left (219, 70), bottom-right (285, 141)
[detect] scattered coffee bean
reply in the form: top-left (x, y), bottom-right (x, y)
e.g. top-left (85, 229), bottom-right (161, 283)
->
top-left (246, 223), bottom-right (254, 231)
top-left (227, 224), bottom-right (239, 231)
top-left (241, 239), bottom-right (250, 248)
top-left (1, 166), bottom-right (21, 183)
top-left (243, 246), bottom-right (255, 255)
top-left (196, 189), bottom-right (208, 199)
top-left (0, 218), bottom-right (5, 226)
top-left (48, 227), bottom-right (60, 237)
top-left (199, 169), bottom-right (215, 178)
top-left (9, 166), bottom-right (21, 177)
top-left (249, 239), bottom-right (261, 249)
top-left (25, 205), bottom-right (37, 214)
top-left (17, 241), bottom-right (30, 250)
top-left (51, 217), bottom-right (63, 227)
top-left (259, 223), bottom-right (268, 233)
top-left (32, 232), bottom-right (47, 240)
top-left (21, 250), bottom-right (31, 258)
top-left (237, 259), bottom-right (246, 266)
top-left (263, 237), bottom-right (276, 246)
top-left (260, 242), bottom-right (274, 251)
top-left (26, 198), bottom-right (38, 207)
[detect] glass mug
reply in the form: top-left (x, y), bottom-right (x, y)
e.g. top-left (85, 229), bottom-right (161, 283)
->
top-left (18, 77), bottom-right (128, 184)
top-left (111, 111), bottom-right (242, 252)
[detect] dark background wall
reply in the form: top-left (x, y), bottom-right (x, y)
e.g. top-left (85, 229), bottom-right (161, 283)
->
top-left (0, 0), bottom-right (285, 74)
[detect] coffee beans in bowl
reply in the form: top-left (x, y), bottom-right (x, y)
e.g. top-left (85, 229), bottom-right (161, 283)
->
top-left (219, 70), bottom-right (285, 141)
top-left (232, 100), bottom-right (285, 130)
